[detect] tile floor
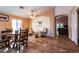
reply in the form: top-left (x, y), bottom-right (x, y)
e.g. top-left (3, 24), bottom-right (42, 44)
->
top-left (24, 36), bottom-right (79, 53)
top-left (0, 35), bottom-right (79, 53)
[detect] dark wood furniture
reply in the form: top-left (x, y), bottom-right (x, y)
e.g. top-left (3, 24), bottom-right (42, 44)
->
top-left (1, 29), bottom-right (12, 40)
top-left (11, 28), bottom-right (28, 52)
top-left (19, 28), bottom-right (28, 47)
top-left (11, 33), bottom-right (20, 49)
top-left (0, 29), bottom-right (12, 50)
top-left (0, 28), bottom-right (28, 53)
top-left (0, 39), bottom-right (10, 49)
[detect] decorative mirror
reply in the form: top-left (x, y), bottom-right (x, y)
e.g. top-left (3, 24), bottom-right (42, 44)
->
top-left (36, 21), bottom-right (42, 27)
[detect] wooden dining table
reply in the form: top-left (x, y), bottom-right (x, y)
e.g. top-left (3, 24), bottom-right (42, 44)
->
top-left (11, 33), bottom-right (21, 52)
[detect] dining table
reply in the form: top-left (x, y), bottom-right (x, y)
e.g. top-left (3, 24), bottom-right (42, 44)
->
top-left (11, 33), bottom-right (21, 52)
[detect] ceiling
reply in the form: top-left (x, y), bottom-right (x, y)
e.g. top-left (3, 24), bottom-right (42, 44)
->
top-left (55, 6), bottom-right (73, 16)
top-left (0, 6), bottom-right (53, 18)
top-left (0, 6), bottom-right (73, 19)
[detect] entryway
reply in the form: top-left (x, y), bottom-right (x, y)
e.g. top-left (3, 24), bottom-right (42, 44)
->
top-left (55, 15), bottom-right (68, 37)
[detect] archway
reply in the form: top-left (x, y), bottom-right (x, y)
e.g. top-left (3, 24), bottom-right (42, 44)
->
top-left (55, 14), bottom-right (68, 37)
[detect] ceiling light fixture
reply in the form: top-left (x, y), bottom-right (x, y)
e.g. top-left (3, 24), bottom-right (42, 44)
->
top-left (30, 10), bottom-right (36, 19)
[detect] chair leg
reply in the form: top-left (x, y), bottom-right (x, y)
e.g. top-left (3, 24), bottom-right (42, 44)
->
top-left (8, 41), bottom-right (10, 49)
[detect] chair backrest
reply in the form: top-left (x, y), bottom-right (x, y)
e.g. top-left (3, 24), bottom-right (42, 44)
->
top-left (19, 28), bottom-right (28, 41)
top-left (1, 29), bottom-right (12, 40)
top-left (0, 39), bottom-right (10, 49)
top-left (1, 30), bottom-right (7, 39)
top-left (19, 28), bottom-right (28, 47)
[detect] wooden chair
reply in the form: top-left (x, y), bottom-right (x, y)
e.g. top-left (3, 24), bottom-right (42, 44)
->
top-left (19, 28), bottom-right (28, 47)
top-left (0, 29), bottom-right (12, 51)
top-left (1, 29), bottom-right (12, 40)
top-left (0, 39), bottom-right (10, 49)
top-left (14, 28), bottom-right (29, 52)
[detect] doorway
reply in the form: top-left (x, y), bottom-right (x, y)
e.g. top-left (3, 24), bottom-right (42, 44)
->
top-left (77, 8), bottom-right (79, 45)
top-left (55, 15), bottom-right (68, 37)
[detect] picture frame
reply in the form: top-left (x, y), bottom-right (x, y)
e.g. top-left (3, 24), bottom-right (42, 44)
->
top-left (0, 14), bottom-right (9, 21)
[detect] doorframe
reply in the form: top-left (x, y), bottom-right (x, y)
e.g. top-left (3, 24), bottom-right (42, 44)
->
top-left (77, 7), bottom-right (79, 45)
top-left (55, 15), bottom-right (69, 37)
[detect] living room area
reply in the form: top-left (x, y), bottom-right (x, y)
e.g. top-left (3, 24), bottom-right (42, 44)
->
top-left (0, 6), bottom-right (79, 53)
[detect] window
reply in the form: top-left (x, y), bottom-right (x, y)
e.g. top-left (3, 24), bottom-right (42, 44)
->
top-left (60, 24), bottom-right (64, 28)
top-left (56, 24), bottom-right (59, 28)
top-left (12, 19), bottom-right (22, 33)
top-left (56, 24), bottom-right (60, 30)
top-left (56, 23), bottom-right (64, 29)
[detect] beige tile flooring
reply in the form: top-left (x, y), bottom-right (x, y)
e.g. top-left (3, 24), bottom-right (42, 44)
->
top-left (24, 35), bottom-right (79, 53)
top-left (0, 35), bottom-right (79, 53)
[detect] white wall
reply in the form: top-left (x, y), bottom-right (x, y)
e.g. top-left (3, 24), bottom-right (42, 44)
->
top-left (50, 8), bottom-right (55, 37)
top-left (32, 16), bottom-right (50, 36)
top-left (71, 11), bottom-right (78, 45)
top-left (55, 6), bottom-right (72, 16)
top-left (69, 7), bottom-right (78, 45)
